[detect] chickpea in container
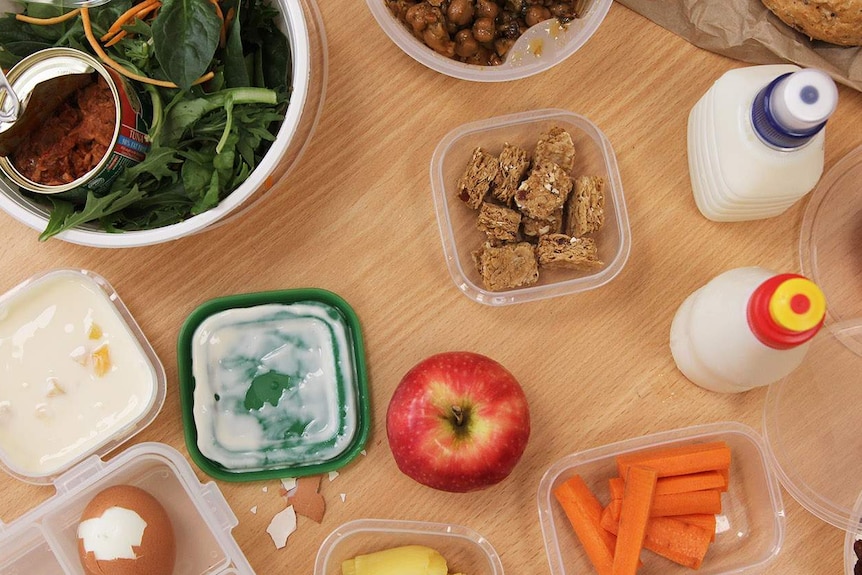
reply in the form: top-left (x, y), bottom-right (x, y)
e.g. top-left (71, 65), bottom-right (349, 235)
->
top-left (386, 0), bottom-right (589, 65)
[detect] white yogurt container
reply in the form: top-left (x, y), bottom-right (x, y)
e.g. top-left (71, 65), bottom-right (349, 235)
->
top-left (0, 269), bottom-right (165, 484)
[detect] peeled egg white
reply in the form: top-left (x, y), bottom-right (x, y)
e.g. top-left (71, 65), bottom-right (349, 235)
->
top-left (77, 485), bottom-right (176, 575)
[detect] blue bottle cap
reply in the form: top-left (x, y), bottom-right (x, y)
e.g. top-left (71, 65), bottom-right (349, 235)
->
top-left (751, 69), bottom-right (838, 150)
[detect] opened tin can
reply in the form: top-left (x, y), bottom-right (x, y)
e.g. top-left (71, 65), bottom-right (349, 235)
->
top-left (0, 47), bottom-right (150, 195)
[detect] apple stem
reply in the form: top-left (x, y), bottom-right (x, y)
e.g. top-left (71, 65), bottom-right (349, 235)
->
top-left (451, 405), bottom-right (464, 427)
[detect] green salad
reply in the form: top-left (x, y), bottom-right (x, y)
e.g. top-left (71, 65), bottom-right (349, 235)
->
top-left (0, 0), bottom-right (291, 240)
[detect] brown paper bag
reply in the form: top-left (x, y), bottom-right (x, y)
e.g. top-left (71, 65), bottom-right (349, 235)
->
top-left (614, 0), bottom-right (862, 92)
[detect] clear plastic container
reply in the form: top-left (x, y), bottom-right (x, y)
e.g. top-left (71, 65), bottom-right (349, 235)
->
top-left (799, 144), bottom-right (862, 325)
top-left (0, 442), bottom-right (254, 575)
top-left (537, 421), bottom-right (785, 575)
top-left (430, 108), bottom-right (630, 306)
top-left (0, 0), bottom-right (327, 248)
top-left (313, 519), bottom-right (504, 575)
top-left (177, 288), bottom-right (370, 482)
top-left (365, 0), bottom-right (611, 82)
top-left (763, 319), bottom-right (862, 531)
top-left (0, 269), bottom-right (166, 485)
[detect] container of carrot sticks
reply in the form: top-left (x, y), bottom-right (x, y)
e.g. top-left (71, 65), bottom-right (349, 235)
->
top-left (536, 421), bottom-right (785, 575)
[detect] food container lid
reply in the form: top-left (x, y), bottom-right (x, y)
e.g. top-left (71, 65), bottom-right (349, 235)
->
top-left (177, 288), bottom-right (370, 482)
top-left (0, 442), bottom-right (254, 575)
top-left (799, 144), bottom-right (862, 324)
top-left (763, 319), bottom-right (862, 532)
top-left (0, 268), bottom-right (166, 485)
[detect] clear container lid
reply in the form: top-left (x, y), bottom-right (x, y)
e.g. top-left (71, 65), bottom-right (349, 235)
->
top-left (763, 319), bottom-right (862, 531)
top-left (799, 144), bottom-right (862, 324)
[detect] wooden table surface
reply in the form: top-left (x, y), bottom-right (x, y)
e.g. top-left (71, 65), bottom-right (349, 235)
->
top-left (1, 1), bottom-right (861, 574)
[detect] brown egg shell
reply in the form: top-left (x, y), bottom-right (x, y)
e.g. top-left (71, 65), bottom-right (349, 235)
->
top-left (77, 485), bottom-right (176, 575)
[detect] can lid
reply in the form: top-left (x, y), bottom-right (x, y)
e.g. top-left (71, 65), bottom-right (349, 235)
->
top-left (747, 273), bottom-right (826, 349)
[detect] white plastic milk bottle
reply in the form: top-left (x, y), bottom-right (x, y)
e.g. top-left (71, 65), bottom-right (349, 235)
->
top-left (669, 267), bottom-right (826, 393)
top-left (688, 65), bottom-right (838, 222)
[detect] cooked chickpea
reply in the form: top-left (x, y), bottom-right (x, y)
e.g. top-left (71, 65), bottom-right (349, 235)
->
top-left (423, 21), bottom-right (456, 57)
top-left (454, 28), bottom-right (480, 58)
top-left (475, 0), bottom-right (499, 20)
top-left (472, 17), bottom-right (496, 43)
top-left (525, 5), bottom-right (551, 26)
top-left (447, 0), bottom-right (475, 27)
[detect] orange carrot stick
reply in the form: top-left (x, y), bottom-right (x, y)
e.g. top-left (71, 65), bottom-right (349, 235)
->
top-left (616, 441), bottom-right (731, 478)
top-left (642, 517), bottom-right (713, 569)
top-left (603, 514), bottom-right (713, 570)
top-left (609, 470), bottom-right (728, 500)
top-left (606, 489), bottom-right (722, 518)
top-left (613, 466), bottom-right (657, 575)
top-left (553, 475), bottom-right (616, 575)
top-left (650, 489), bottom-right (722, 517)
top-left (674, 513), bottom-right (717, 541)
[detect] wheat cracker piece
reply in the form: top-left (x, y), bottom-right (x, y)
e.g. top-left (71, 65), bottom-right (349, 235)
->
top-left (472, 241), bottom-right (539, 291)
top-left (514, 162), bottom-right (573, 220)
top-left (565, 175), bottom-right (606, 237)
top-left (457, 147), bottom-right (499, 209)
top-left (536, 233), bottom-right (603, 270)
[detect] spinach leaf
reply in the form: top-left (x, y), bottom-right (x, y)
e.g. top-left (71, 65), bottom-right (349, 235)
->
top-left (152, 0), bottom-right (221, 90)
top-left (222, 0), bottom-right (249, 88)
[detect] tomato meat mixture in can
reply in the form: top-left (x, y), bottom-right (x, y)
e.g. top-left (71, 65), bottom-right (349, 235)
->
top-left (0, 47), bottom-right (150, 195)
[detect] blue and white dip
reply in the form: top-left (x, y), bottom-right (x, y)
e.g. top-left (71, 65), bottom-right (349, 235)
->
top-left (191, 302), bottom-right (358, 472)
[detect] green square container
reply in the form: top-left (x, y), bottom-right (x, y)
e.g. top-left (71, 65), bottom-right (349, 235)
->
top-left (177, 288), bottom-right (370, 482)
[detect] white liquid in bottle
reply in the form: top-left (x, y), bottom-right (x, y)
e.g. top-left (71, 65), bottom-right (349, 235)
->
top-left (670, 267), bottom-right (826, 392)
top-left (688, 65), bottom-right (838, 222)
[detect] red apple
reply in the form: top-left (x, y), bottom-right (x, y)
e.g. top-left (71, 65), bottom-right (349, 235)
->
top-left (386, 351), bottom-right (531, 492)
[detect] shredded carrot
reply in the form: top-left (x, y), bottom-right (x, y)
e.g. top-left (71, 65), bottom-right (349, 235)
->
top-left (616, 441), bottom-right (731, 479)
top-left (103, 30), bottom-right (127, 48)
top-left (612, 466), bottom-right (656, 575)
top-left (102, 0), bottom-right (159, 40)
top-left (81, 7), bottom-right (214, 88)
top-left (209, 0), bottom-right (226, 48)
top-left (553, 476), bottom-right (615, 575)
top-left (609, 470), bottom-right (728, 500)
top-left (15, 8), bottom-right (80, 25)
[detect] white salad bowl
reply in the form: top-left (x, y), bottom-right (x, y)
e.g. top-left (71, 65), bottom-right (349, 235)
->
top-left (0, 0), bottom-right (326, 247)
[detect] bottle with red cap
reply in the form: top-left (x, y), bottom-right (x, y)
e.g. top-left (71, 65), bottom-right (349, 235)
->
top-left (669, 267), bottom-right (826, 393)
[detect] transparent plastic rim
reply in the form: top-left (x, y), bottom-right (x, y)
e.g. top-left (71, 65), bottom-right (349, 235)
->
top-left (536, 421), bottom-right (785, 575)
top-left (365, 0), bottom-right (612, 82)
top-left (0, 0), bottom-right (313, 247)
top-left (430, 108), bottom-right (631, 306)
top-left (313, 518), bottom-right (505, 575)
top-left (763, 320), bottom-right (862, 532)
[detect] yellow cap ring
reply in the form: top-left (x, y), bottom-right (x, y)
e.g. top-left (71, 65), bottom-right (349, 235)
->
top-left (769, 277), bottom-right (826, 332)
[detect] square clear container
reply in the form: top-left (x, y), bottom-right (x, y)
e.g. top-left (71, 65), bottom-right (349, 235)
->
top-left (313, 519), bottom-right (504, 575)
top-left (0, 269), bottom-right (166, 485)
top-left (431, 109), bottom-right (631, 306)
top-left (0, 442), bottom-right (253, 575)
top-left (537, 422), bottom-right (785, 575)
